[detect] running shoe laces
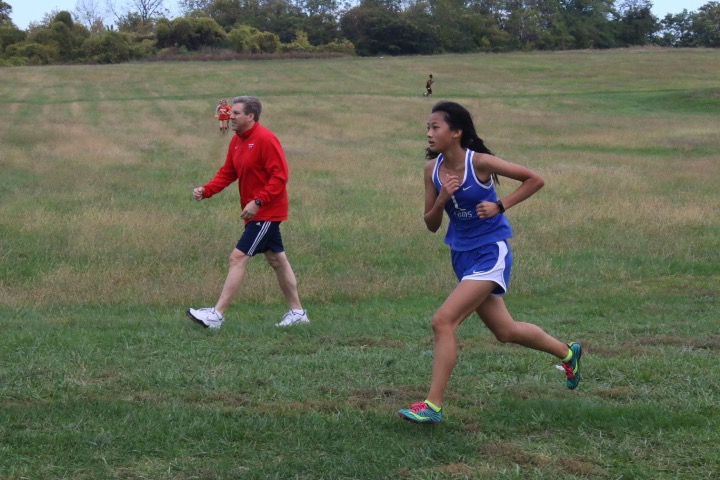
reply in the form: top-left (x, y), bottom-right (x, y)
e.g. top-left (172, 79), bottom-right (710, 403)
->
top-left (562, 342), bottom-right (583, 390)
top-left (408, 402), bottom-right (430, 413)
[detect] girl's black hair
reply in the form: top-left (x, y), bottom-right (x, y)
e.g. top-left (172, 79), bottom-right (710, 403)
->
top-left (425, 101), bottom-right (498, 183)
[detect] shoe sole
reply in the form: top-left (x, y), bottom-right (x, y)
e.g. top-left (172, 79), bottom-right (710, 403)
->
top-left (397, 412), bottom-right (441, 424)
top-left (275, 319), bottom-right (310, 327)
top-left (186, 309), bottom-right (210, 328)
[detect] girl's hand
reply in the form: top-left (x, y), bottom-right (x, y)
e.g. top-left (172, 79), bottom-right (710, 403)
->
top-left (439, 174), bottom-right (460, 203)
top-left (476, 200), bottom-right (502, 219)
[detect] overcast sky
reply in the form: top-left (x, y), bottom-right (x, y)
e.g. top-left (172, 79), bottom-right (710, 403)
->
top-left (8, 0), bottom-right (712, 31)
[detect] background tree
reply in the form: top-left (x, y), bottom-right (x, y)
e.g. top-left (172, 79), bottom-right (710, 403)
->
top-left (340, 2), bottom-right (396, 55)
top-left (155, 16), bottom-right (226, 50)
top-left (0, 24), bottom-right (24, 52)
top-left (81, 29), bottom-right (131, 61)
top-left (502, 0), bottom-right (546, 50)
top-left (559, 0), bottom-right (618, 48)
top-left (691, 1), bottom-right (720, 46)
top-left (1, 0), bottom-right (717, 63)
top-left (205, 0), bottom-right (313, 43)
top-left (227, 24), bottom-right (260, 52)
top-left (616, 0), bottom-right (659, 46)
top-left (293, 0), bottom-right (343, 46)
top-left (659, 9), bottom-right (693, 46)
top-left (0, 0), bottom-right (13, 26)
top-left (298, 0), bottom-right (340, 16)
top-left (250, 30), bottom-right (281, 52)
top-left (530, 0), bottom-right (576, 49)
top-left (251, 0), bottom-right (305, 43)
top-left (4, 41), bottom-right (58, 64)
top-left (127, 0), bottom-right (166, 22)
top-left (26, 11), bottom-right (91, 62)
top-left (402, 0), bottom-right (442, 52)
top-left (207, 0), bottom-right (254, 30)
top-left (178, 0), bottom-right (215, 14)
top-left (75, 0), bottom-right (107, 32)
top-left (0, 0), bottom-right (27, 62)
top-left (279, 28), bottom-right (313, 51)
top-left (297, 12), bottom-right (341, 45)
top-left (114, 11), bottom-right (154, 33)
top-left (107, 0), bottom-right (166, 33)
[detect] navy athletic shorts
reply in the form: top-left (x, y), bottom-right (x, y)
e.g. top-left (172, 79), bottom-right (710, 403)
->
top-left (236, 221), bottom-right (285, 256)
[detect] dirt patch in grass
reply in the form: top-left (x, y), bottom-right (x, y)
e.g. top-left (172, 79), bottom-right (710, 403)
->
top-left (594, 386), bottom-right (640, 401)
top-left (634, 334), bottom-right (720, 350)
top-left (591, 343), bottom-right (654, 357)
top-left (479, 442), bottom-right (607, 477)
top-left (317, 336), bottom-right (406, 348)
top-left (479, 442), bottom-right (551, 468)
top-left (558, 457), bottom-right (605, 476)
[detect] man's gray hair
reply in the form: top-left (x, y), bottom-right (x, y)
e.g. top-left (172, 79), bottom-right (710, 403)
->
top-left (233, 96), bottom-right (262, 121)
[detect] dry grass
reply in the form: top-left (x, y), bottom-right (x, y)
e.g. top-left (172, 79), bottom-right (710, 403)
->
top-left (1, 50), bottom-right (718, 309)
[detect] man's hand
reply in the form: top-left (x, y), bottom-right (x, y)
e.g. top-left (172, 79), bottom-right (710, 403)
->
top-left (241, 201), bottom-right (260, 220)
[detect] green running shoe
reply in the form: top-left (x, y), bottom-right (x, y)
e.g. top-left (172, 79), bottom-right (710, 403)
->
top-left (398, 401), bottom-right (442, 424)
top-left (562, 342), bottom-right (583, 390)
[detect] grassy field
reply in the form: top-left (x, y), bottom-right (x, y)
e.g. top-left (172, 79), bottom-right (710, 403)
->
top-left (1, 48), bottom-right (718, 479)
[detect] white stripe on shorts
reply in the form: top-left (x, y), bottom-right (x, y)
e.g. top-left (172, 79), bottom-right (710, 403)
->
top-left (247, 221), bottom-right (271, 256)
top-left (461, 240), bottom-right (508, 293)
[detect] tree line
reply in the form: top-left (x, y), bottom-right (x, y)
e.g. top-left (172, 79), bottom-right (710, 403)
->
top-left (1, 0), bottom-right (718, 65)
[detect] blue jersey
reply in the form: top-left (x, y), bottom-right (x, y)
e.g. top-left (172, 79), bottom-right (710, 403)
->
top-left (432, 149), bottom-right (513, 251)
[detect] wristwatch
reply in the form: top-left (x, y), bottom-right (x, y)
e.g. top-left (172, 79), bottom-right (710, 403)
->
top-left (254, 198), bottom-right (262, 206)
top-left (495, 200), bottom-right (505, 213)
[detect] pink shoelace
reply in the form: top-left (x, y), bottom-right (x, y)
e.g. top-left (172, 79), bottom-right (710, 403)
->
top-left (408, 402), bottom-right (429, 412)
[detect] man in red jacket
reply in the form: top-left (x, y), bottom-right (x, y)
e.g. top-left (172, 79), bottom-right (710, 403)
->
top-left (187, 96), bottom-right (309, 329)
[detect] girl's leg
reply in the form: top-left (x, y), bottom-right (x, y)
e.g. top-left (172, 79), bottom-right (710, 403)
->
top-left (476, 294), bottom-right (568, 358)
top-left (426, 280), bottom-right (497, 407)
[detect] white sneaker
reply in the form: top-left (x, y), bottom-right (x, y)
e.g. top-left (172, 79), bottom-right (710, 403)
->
top-left (275, 309), bottom-right (309, 327)
top-left (186, 307), bottom-right (224, 329)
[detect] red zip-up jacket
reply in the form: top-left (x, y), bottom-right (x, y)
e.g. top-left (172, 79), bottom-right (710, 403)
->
top-left (202, 122), bottom-right (289, 223)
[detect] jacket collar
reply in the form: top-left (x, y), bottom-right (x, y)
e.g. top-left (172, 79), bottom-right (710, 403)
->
top-left (237, 122), bottom-right (259, 140)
